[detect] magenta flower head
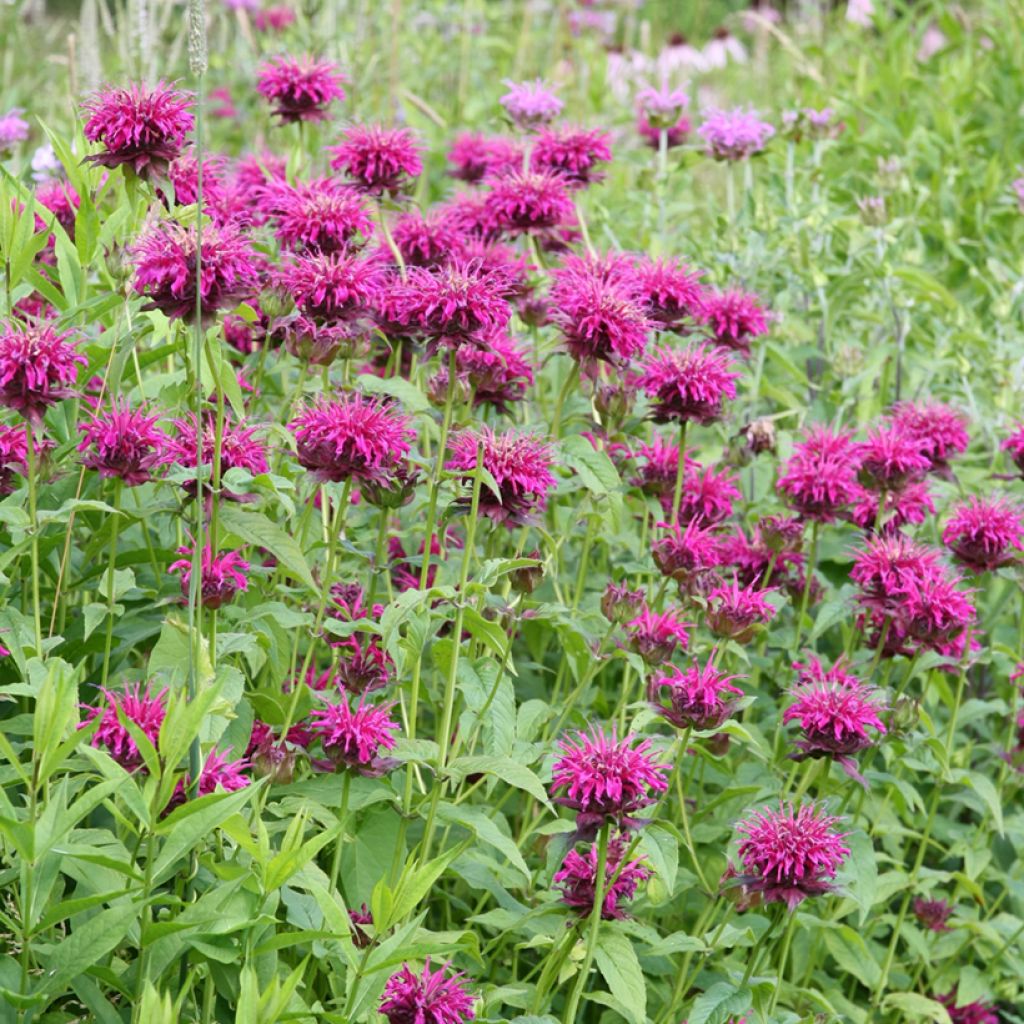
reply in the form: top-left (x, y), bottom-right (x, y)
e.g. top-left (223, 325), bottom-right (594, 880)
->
top-left (700, 289), bottom-right (769, 354)
top-left (634, 256), bottom-right (706, 333)
top-left (733, 803), bottom-right (849, 910)
top-left (850, 534), bottom-right (942, 612)
top-left (281, 250), bottom-right (382, 321)
top-left (163, 412), bottom-right (269, 499)
top-left (942, 496), bottom-right (1024, 573)
top-left (551, 727), bottom-right (669, 833)
top-left (636, 85), bottom-right (689, 130)
top-left (380, 959), bottom-right (474, 1024)
top-left (170, 545), bottom-right (250, 609)
top-left (601, 581), bottom-right (647, 625)
top-left (267, 177), bottom-right (374, 253)
top-left (889, 400), bottom-right (969, 473)
top-left (648, 658), bottom-right (744, 731)
top-left (848, 479), bottom-right (935, 533)
top-left (132, 219), bottom-right (261, 321)
top-left (698, 107), bottom-right (775, 161)
top-left (328, 124), bottom-right (423, 197)
top-left (777, 425), bottom-right (860, 522)
top-left (626, 606), bottom-right (690, 665)
top-left (383, 260), bottom-right (513, 349)
top-left (77, 401), bottom-right (165, 486)
top-left (82, 684), bottom-right (168, 770)
top-left (430, 332), bottom-right (535, 413)
top-left (290, 393), bottom-right (414, 485)
top-left (639, 343), bottom-right (740, 426)
top-left (447, 132), bottom-right (523, 184)
top-left (390, 210), bottom-right (466, 269)
top-left (169, 748), bottom-right (250, 810)
top-left (1001, 424), bottom-right (1024, 478)
top-left (793, 654), bottom-right (860, 690)
top-left (784, 674), bottom-right (886, 783)
top-left (530, 126), bottom-right (613, 187)
top-left (857, 423), bottom-right (931, 491)
top-left (446, 427), bottom-right (555, 525)
top-left (256, 55), bottom-right (346, 123)
top-left (936, 991), bottom-right (999, 1024)
top-left (35, 180), bottom-right (80, 239)
top-left (0, 323), bottom-right (86, 427)
top-left (0, 109), bottom-right (30, 152)
top-left (676, 463), bottom-right (741, 525)
top-left (651, 519), bottom-right (723, 591)
top-left (706, 578), bottom-right (776, 644)
top-left (500, 78), bottom-right (563, 129)
top-left (913, 897), bottom-right (953, 932)
top-left (310, 695), bottom-right (399, 775)
top-left (483, 169), bottom-right (575, 236)
top-left (82, 81), bottom-right (194, 177)
top-left (628, 435), bottom-right (689, 500)
top-left (554, 834), bottom-right (651, 919)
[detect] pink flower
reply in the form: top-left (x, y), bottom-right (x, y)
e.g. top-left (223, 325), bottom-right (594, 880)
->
top-left (430, 332), bottom-right (534, 413)
top-left (913, 897), bottom-right (953, 932)
top-left (793, 654), bottom-right (860, 690)
top-left (848, 480), bottom-right (935, 532)
top-left (777, 425), bottom-right (860, 522)
top-left (888, 401), bottom-right (969, 472)
top-left (382, 260), bottom-right (513, 348)
top-left (675, 463), bottom-right (742, 525)
top-left (500, 79), bottom-right (563, 129)
top-left (601, 581), bottom-right (647, 624)
top-left (482, 169), bottom-right (575, 235)
top-left (82, 684), bottom-right (168, 770)
top-left (290, 393), bottom-right (414, 485)
top-left (0, 323), bottom-right (86, 427)
top-left (331, 635), bottom-right (394, 695)
top-left (163, 413), bottom-right (269, 498)
top-left (627, 435), bottom-right (689, 500)
top-left (169, 748), bottom-right (250, 809)
top-left (857, 423), bottom-right (931, 491)
top-left (651, 519), bottom-right (723, 589)
top-left (170, 545), bottom-right (250, 609)
top-left (0, 109), bottom-right (30, 151)
top-left (265, 177), bottom-right (374, 253)
top-left (898, 572), bottom-right (975, 650)
top-left (281, 250), bottom-right (382, 321)
top-left (636, 108), bottom-right (691, 150)
top-left (700, 289), bottom-right (769, 354)
top-left (253, 5), bottom-right (295, 31)
top-left (328, 124), bottom-right (423, 197)
top-left (551, 728), bottom-right (669, 832)
top-left (166, 149), bottom-right (230, 213)
top-left (447, 132), bottom-right (523, 184)
top-left (530, 126), bottom-right (613, 187)
top-left (380, 959), bottom-right (475, 1024)
top-left (734, 803), bottom-right (849, 910)
top-left (638, 343), bottom-right (739, 425)
top-left (35, 180), bottom-right (80, 239)
top-left (636, 85), bottom-right (690, 129)
top-left (634, 256), bottom-right (706, 333)
top-left (209, 85), bottom-right (237, 119)
top-left (310, 695), bottom-right (400, 774)
top-left (446, 427), bottom-right (555, 525)
top-left (943, 496), bottom-right (1024, 572)
top-left (131, 220), bottom-right (261, 321)
top-left (1002, 424), bottom-right (1024, 478)
top-left (626, 606), bottom-right (691, 665)
top-left (698, 108), bottom-right (775, 160)
top-left (0, 423), bottom-right (38, 495)
top-left (554, 834), bottom-right (651, 919)
top-left (77, 401), bottom-right (165, 486)
top-left (936, 992), bottom-right (999, 1024)
top-left (82, 82), bottom-right (194, 177)
top-left (706, 578), bottom-right (776, 644)
top-left (389, 210), bottom-right (466, 268)
top-left (256, 55), bottom-right (346, 123)
top-left (850, 534), bottom-right (942, 612)
top-left (720, 529), bottom-right (807, 601)
top-left (648, 658), bottom-right (744, 731)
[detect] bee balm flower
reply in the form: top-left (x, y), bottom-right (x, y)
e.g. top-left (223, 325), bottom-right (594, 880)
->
top-left (942, 496), bottom-right (1024, 573)
top-left (82, 684), bottom-right (168, 770)
top-left (77, 401), bottom-right (165, 486)
top-left (170, 545), bottom-right (250, 609)
top-left (380, 959), bottom-right (474, 1024)
top-left (328, 124), bottom-right (423, 197)
top-left (256, 55), bottom-right (346, 123)
top-left (638, 344), bottom-right (739, 426)
top-left (554, 834), bottom-right (651, 919)
top-left (310, 695), bottom-right (400, 775)
top-left (648, 658), bottom-right (744, 731)
top-left (0, 323), bottom-right (86, 427)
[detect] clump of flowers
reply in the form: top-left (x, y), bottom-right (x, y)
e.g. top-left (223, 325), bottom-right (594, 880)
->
top-left (82, 81), bottom-right (194, 176)
top-left (733, 803), bottom-right (849, 910)
top-left (551, 728), bottom-right (668, 833)
top-left (310, 695), bottom-right (400, 775)
top-left (379, 959), bottom-right (475, 1024)
top-left (328, 124), bottom-right (423, 196)
top-left (78, 401), bottom-right (165, 486)
top-left (648, 658), bottom-right (744, 731)
top-left (530, 126), bottom-right (613, 187)
top-left (0, 323), bottom-right (86, 426)
top-left (888, 400), bottom-right (969, 473)
top-left (447, 132), bottom-right (523, 184)
top-left (266, 177), bottom-right (374, 253)
top-left (778, 425), bottom-right (860, 521)
top-left (638, 344), bottom-right (739, 425)
top-left (82, 684), bottom-right (168, 770)
top-left (170, 545), bottom-right (250, 609)
top-left (256, 55), bottom-right (346, 123)
top-left (627, 606), bottom-right (690, 665)
top-left (446, 427), bottom-right (555, 525)
top-left (698, 108), bottom-right (775, 160)
top-left (942, 496), bottom-right (1024, 573)
top-left (499, 79), bottom-right (563, 129)
top-left (290, 394), bottom-right (414, 484)
top-left (132, 220), bottom-right (261, 321)
top-left (554, 834), bottom-right (651, 919)
top-left (429, 333), bottom-right (534, 413)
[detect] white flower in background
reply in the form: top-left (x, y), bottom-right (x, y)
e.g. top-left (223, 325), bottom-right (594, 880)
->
top-left (702, 29), bottom-right (748, 70)
top-left (846, 0), bottom-right (875, 27)
top-left (31, 142), bottom-right (61, 182)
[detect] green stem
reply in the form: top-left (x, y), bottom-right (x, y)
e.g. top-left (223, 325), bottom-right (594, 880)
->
top-left (100, 479), bottom-right (123, 687)
top-left (25, 422), bottom-right (42, 655)
top-left (672, 421), bottom-right (688, 526)
top-left (792, 519), bottom-right (819, 654)
top-left (550, 359), bottom-right (580, 439)
top-left (328, 771), bottom-right (352, 895)
top-left (768, 910), bottom-right (797, 1013)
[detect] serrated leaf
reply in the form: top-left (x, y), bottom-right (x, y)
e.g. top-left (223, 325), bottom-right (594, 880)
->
top-left (688, 981), bottom-right (752, 1024)
top-left (881, 992), bottom-right (952, 1023)
top-left (447, 756), bottom-right (552, 811)
top-left (594, 927), bottom-right (646, 1024)
top-left (218, 505), bottom-right (316, 591)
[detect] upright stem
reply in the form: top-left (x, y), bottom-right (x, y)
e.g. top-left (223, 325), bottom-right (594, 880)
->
top-left (100, 479), bottom-right (123, 687)
top-left (25, 422), bottom-right (42, 655)
top-left (792, 520), bottom-right (818, 654)
top-left (769, 911), bottom-right (798, 1013)
top-left (672, 421), bottom-right (688, 525)
top-left (328, 770), bottom-right (352, 895)
top-left (562, 823), bottom-right (611, 1024)
top-left (551, 360), bottom-right (580, 439)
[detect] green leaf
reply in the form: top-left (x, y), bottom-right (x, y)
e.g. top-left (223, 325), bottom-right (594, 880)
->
top-left (594, 927), bottom-right (646, 1024)
top-left (841, 830), bottom-right (879, 925)
top-left (386, 841), bottom-right (468, 929)
top-left (355, 372), bottom-right (429, 412)
top-left (219, 505), bottom-right (317, 592)
top-left (965, 770), bottom-right (1004, 836)
top-left (447, 756), bottom-right (552, 811)
top-left (823, 925), bottom-right (881, 989)
top-left (559, 434), bottom-right (621, 495)
top-left (687, 981), bottom-right (752, 1024)
top-left (881, 993), bottom-right (953, 1023)
top-left (434, 802), bottom-right (529, 882)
